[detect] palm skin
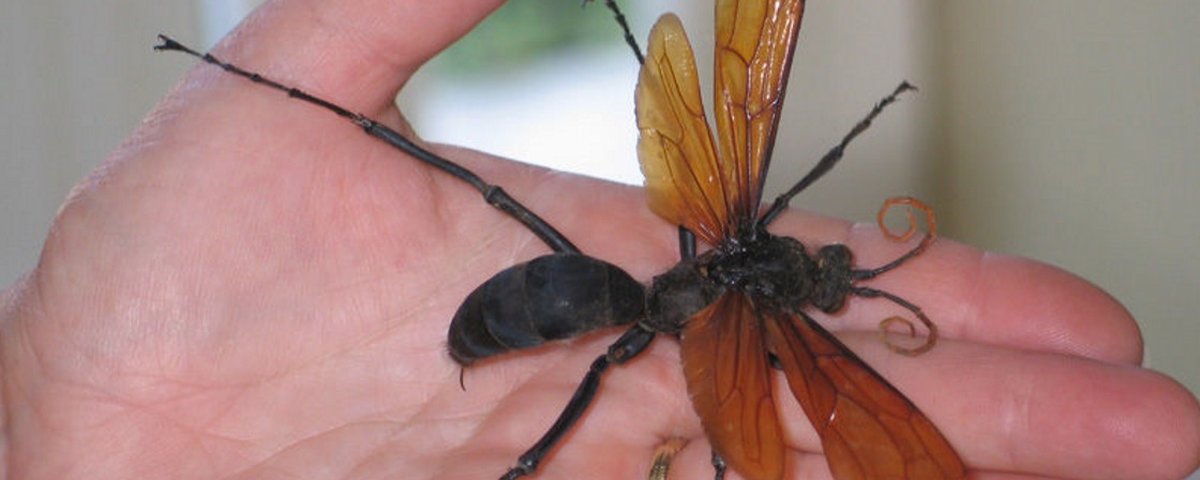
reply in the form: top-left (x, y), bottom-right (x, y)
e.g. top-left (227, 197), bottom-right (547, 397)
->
top-left (2, 0), bottom-right (1198, 479)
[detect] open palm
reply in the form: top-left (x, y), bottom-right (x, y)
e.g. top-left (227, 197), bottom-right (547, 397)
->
top-left (2, 1), bottom-right (1198, 479)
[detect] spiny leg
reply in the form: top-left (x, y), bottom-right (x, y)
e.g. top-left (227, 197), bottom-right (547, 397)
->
top-left (678, 226), bottom-right (697, 260)
top-left (647, 437), bottom-right (687, 480)
top-left (583, 0), bottom-right (644, 63)
top-left (154, 35), bottom-right (579, 254)
top-left (500, 325), bottom-right (656, 479)
top-left (711, 451), bottom-right (727, 480)
top-left (757, 81), bottom-right (917, 227)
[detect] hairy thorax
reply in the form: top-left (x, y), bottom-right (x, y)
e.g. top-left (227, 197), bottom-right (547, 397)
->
top-left (644, 228), bottom-right (856, 333)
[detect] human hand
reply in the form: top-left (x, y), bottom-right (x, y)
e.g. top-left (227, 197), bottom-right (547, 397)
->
top-left (2, 0), bottom-right (1198, 479)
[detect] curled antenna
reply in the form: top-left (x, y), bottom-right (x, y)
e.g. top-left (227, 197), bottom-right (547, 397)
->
top-left (853, 196), bottom-right (940, 355)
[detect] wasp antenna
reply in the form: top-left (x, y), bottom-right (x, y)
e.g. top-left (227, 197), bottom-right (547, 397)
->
top-left (877, 196), bottom-right (937, 243)
top-left (853, 196), bottom-right (938, 281)
top-left (853, 286), bottom-right (938, 356)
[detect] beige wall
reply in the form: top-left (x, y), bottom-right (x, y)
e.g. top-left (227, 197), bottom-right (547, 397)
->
top-left (932, 2), bottom-right (1200, 398)
top-left (3, 0), bottom-right (1197, 403)
top-left (1, 0), bottom-right (198, 286)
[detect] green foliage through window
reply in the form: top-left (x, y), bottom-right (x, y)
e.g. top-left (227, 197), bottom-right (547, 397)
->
top-left (431, 1), bottom-right (627, 75)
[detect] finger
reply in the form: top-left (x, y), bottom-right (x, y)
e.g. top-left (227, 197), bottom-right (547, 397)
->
top-left (762, 209), bottom-right (1142, 364)
top-left (849, 231), bottom-right (1141, 365)
top-left (909, 243), bottom-right (1141, 364)
top-left (206, 0), bottom-right (507, 112)
top-left (772, 335), bottom-right (1200, 480)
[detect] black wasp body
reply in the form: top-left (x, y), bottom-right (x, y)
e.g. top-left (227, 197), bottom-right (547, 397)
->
top-left (448, 227), bottom-right (855, 362)
top-left (659, 229), bottom-right (856, 321)
top-left (448, 253), bottom-right (645, 365)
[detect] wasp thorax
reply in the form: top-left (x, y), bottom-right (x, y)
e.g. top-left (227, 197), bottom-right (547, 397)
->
top-left (706, 232), bottom-right (818, 311)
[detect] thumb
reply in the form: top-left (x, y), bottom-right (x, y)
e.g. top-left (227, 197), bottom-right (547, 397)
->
top-left (198, 0), bottom-right (508, 113)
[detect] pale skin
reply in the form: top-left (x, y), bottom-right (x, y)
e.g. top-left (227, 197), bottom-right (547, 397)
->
top-left (2, 0), bottom-right (1199, 479)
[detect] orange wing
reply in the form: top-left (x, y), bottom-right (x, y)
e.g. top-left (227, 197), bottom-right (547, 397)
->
top-left (637, 0), bottom-right (807, 243)
top-left (713, 0), bottom-right (806, 223)
top-left (636, 14), bottom-right (729, 244)
top-left (679, 293), bottom-right (785, 479)
top-left (763, 310), bottom-right (967, 479)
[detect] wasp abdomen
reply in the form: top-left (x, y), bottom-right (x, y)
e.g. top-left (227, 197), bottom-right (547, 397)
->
top-left (447, 253), bottom-right (645, 365)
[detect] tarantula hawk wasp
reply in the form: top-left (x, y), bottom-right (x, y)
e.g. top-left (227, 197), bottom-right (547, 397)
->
top-left (156, 0), bottom-right (966, 478)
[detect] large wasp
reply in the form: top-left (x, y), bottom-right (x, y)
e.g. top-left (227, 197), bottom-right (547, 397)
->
top-left (158, 0), bottom-right (966, 477)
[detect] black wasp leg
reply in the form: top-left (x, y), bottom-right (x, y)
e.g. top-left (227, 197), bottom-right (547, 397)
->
top-left (757, 81), bottom-right (917, 227)
top-left (711, 451), bottom-right (727, 480)
top-left (601, 0), bottom-right (644, 64)
top-left (500, 325), bottom-right (656, 480)
top-left (583, 0), bottom-right (644, 63)
top-left (154, 35), bottom-right (579, 254)
top-left (678, 226), bottom-right (697, 260)
top-left (647, 438), bottom-right (687, 480)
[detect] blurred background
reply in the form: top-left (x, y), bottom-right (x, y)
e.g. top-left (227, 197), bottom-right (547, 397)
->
top-left (3, 0), bottom-right (1198, 460)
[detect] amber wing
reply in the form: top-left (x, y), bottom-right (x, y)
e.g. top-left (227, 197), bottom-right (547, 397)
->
top-left (713, 0), bottom-right (806, 223)
top-left (636, 13), bottom-right (730, 243)
top-left (679, 293), bottom-right (785, 479)
top-left (764, 310), bottom-right (967, 479)
top-left (637, 0), bottom-right (808, 242)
